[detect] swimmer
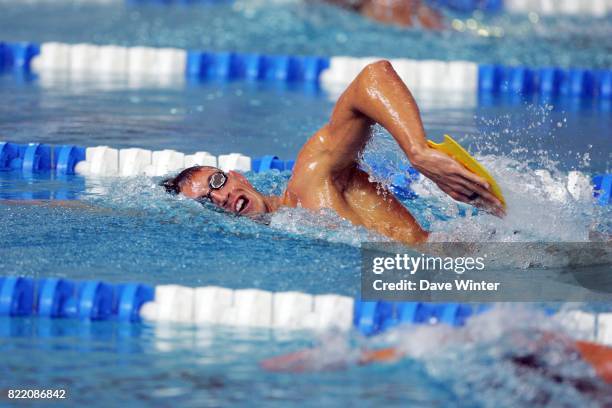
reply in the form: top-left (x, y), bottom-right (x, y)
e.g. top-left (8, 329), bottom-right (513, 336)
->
top-left (260, 331), bottom-right (612, 399)
top-left (321, 0), bottom-right (443, 29)
top-left (163, 61), bottom-right (505, 245)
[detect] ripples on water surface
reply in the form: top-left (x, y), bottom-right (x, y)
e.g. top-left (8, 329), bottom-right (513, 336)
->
top-left (1, 75), bottom-right (609, 171)
top-left (2, 154), bottom-right (609, 282)
top-left (2, 307), bottom-right (611, 407)
top-left (0, 0), bottom-right (611, 67)
top-left (0, 7), bottom-right (611, 402)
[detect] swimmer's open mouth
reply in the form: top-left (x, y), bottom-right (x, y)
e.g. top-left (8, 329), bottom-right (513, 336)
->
top-left (234, 195), bottom-right (249, 215)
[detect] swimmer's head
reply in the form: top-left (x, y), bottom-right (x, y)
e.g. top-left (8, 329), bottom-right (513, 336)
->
top-left (162, 166), bottom-right (270, 216)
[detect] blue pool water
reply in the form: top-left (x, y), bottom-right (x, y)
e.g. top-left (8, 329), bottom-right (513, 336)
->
top-left (2, 308), bottom-right (611, 406)
top-left (0, 0), bottom-right (611, 68)
top-left (1, 69), bottom-right (611, 406)
top-left (0, 74), bottom-right (609, 172)
top-left (1, 1), bottom-right (611, 406)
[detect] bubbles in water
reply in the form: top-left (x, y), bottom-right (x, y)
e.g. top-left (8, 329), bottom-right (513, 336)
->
top-left (81, 116), bottom-right (609, 252)
top-left (269, 206), bottom-right (386, 247)
top-left (356, 118), bottom-right (608, 245)
top-left (300, 306), bottom-right (609, 406)
top-left (403, 307), bottom-right (607, 407)
top-left (421, 155), bottom-right (604, 243)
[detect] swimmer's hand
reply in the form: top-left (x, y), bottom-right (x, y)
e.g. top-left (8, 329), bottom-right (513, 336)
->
top-left (411, 147), bottom-right (506, 217)
top-left (260, 347), bottom-right (402, 373)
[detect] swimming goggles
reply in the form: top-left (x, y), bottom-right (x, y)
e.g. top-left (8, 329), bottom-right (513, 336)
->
top-left (199, 171), bottom-right (228, 203)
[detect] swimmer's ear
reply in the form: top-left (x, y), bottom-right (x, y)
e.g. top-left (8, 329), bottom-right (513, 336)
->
top-left (161, 178), bottom-right (180, 195)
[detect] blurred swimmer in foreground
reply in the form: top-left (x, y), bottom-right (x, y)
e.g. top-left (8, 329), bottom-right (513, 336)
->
top-left (163, 61), bottom-right (505, 246)
top-left (260, 328), bottom-right (612, 399)
top-left (322, 0), bottom-right (443, 29)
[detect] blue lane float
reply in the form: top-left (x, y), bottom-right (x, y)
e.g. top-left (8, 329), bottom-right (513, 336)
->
top-left (54, 145), bottom-right (86, 175)
top-left (593, 174), bottom-right (612, 206)
top-left (0, 142), bottom-right (25, 170)
top-left (116, 284), bottom-right (155, 322)
top-left (186, 51), bottom-right (330, 83)
top-left (477, 64), bottom-right (612, 98)
top-left (37, 279), bottom-right (75, 318)
top-left (0, 277), bottom-right (608, 343)
top-left (0, 277), bottom-right (34, 317)
top-left (538, 67), bottom-right (565, 96)
top-left (22, 143), bottom-right (52, 174)
top-left (73, 281), bottom-right (115, 320)
top-left (599, 70), bottom-right (612, 99)
top-left (353, 300), bottom-right (491, 335)
top-left (500, 66), bottom-right (535, 94)
top-left (0, 277), bottom-right (154, 322)
top-left (2, 39), bottom-right (611, 100)
top-left (0, 275), bottom-right (487, 335)
top-left (2, 140), bottom-right (611, 206)
top-left (0, 142), bottom-right (85, 175)
top-left (252, 155), bottom-right (294, 173)
top-left (0, 42), bottom-right (40, 72)
top-left (0, 43), bottom-right (6, 70)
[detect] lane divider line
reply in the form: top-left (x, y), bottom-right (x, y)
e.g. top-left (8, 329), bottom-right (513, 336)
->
top-left (1, 140), bottom-right (611, 205)
top-left (1, 276), bottom-right (610, 344)
top-left (1, 41), bottom-right (610, 99)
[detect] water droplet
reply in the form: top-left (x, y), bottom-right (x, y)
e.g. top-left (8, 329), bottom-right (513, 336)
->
top-left (452, 19), bottom-right (465, 32)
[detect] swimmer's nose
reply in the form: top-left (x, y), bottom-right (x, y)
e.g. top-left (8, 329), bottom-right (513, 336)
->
top-left (209, 189), bottom-right (229, 208)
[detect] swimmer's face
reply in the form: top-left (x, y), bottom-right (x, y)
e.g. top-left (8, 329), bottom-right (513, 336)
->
top-left (180, 167), bottom-right (269, 216)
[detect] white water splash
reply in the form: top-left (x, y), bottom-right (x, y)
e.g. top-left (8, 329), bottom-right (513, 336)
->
top-left (85, 137), bottom-right (609, 247)
top-left (303, 306), bottom-right (608, 406)
top-left (269, 206), bottom-right (387, 247)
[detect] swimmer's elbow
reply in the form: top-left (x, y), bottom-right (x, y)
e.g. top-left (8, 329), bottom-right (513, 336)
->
top-left (359, 60), bottom-right (394, 82)
top-left (355, 60), bottom-right (402, 96)
top-left (413, 229), bottom-right (430, 245)
top-left (364, 59), bottom-right (393, 73)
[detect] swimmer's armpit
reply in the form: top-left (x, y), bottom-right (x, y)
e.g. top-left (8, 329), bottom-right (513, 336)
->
top-left (323, 60), bottom-right (505, 216)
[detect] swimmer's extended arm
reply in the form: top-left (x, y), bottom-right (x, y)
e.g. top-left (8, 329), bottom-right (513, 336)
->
top-left (314, 60), bottom-right (504, 215)
top-left (261, 340), bottom-right (612, 384)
